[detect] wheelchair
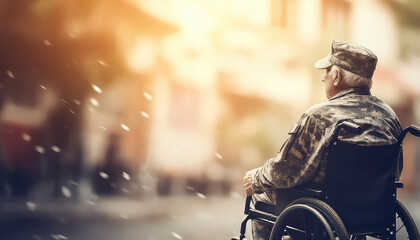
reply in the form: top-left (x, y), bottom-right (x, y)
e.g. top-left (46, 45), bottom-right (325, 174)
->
top-left (232, 122), bottom-right (420, 240)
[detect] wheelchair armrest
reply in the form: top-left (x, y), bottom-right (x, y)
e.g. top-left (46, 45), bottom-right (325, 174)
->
top-left (254, 201), bottom-right (277, 214)
top-left (289, 186), bottom-right (324, 198)
top-left (244, 195), bottom-right (252, 214)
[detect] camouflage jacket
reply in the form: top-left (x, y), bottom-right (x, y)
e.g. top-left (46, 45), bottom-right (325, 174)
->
top-left (251, 88), bottom-right (403, 194)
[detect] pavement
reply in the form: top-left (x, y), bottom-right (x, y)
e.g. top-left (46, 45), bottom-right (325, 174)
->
top-left (1, 193), bottom-right (420, 240)
top-left (0, 193), bottom-right (248, 240)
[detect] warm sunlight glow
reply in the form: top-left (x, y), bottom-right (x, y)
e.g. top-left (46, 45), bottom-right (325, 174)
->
top-left (178, 4), bottom-right (213, 43)
top-left (298, 0), bottom-right (321, 42)
top-left (127, 38), bottom-right (157, 73)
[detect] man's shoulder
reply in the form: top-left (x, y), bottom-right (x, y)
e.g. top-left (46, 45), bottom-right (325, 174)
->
top-left (305, 94), bottom-right (398, 119)
top-left (304, 101), bottom-right (336, 119)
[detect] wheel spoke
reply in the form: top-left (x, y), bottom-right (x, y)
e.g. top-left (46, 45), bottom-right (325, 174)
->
top-left (396, 224), bottom-right (404, 233)
top-left (302, 210), bottom-right (309, 240)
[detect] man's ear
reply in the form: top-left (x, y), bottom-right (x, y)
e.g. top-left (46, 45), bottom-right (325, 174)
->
top-left (333, 69), bottom-right (341, 86)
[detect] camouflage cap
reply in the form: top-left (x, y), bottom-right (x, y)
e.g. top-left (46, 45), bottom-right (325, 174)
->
top-left (314, 40), bottom-right (378, 78)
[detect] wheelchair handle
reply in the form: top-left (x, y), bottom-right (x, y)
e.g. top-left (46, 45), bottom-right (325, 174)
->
top-left (399, 125), bottom-right (420, 143)
top-left (340, 121), bottom-right (361, 134)
top-left (407, 125), bottom-right (420, 137)
top-left (332, 121), bottom-right (361, 141)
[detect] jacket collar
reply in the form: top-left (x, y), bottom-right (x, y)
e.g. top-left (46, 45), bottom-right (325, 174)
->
top-left (329, 87), bottom-right (371, 101)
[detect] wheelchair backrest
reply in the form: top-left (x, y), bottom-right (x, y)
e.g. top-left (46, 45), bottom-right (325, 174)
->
top-left (324, 132), bottom-right (401, 235)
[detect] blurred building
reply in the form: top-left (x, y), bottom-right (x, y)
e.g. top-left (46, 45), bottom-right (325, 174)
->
top-left (0, 0), bottom-right (419, 199)
top-left (139, 0), bottom-right (420, 194)
top-left (0, 1), bottom-right (176, 199)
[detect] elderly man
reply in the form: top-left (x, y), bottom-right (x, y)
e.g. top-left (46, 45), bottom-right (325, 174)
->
top-left (243, 40), bottom-right (403, 240)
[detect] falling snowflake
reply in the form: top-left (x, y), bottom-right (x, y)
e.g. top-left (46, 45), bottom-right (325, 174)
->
top-left (69, 29), bottom-right (80, 38)
top-left (69, 180), bottom-right (78, 186)
top-left (43, 39), bottom-right (51, 46)
top-left (40, 85), bottom-right (47, 90)
top-left (99, 172), bottom-right (109, 179)
top-left (91, 84), bottom-right (102, 93)
top-left (186, 186), bottom-right (195, 191)
top-left (26, 202), bottom-right (36, 211)
top-left (215, 152), bottom-right (223, 160)
top-left (120, 123), bottom-right (130, 131)
top-left (51, 146), bottom-right (61, 153)
top-left (61, 186), bottom-right (72, 198)
top-left (68, 109), bottom-right (75, 114)
top-left (100, 126), bottom-right (107, 131)
top-left (122, 172), bottom-right (131, 180)
top-left (73, 99), bottom-right (81, 105)
top-left (171, 232), bottom-right (183, 239)
top-left (196, 192), bottom-right (207, 199)
top-left (97, 60), bottom-right (107, 66)
top-left (142, 185), bottom-right (153, 192)
top-left (33, 235), bottom-right (42, 240)
top-left (87, 200), bottom-right (96, 206)
top-left (22, 133), bottom-right (31, 142)
top-left (140, 111), bottom-right (149, 118)
top-left (6, 70), bottom-right (14, 78)
top-left (51, 234), bottom-right (68, 240)
top-left (143, 92), bottom-right (153, 101)
top-left (230, 191), bottom-right (241, 199)
top-left (90, 98), bottom-right (99, 106)
top-left (120, 213), bottom-right (130, 219)
top-left (35, 146), bottom-right (45, 154)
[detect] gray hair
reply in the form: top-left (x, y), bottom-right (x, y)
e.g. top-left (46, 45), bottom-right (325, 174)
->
top-left (332, 65), bottom-right (373, 90)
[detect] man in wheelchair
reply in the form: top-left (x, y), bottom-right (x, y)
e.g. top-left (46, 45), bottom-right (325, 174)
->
top-left (238, 41), bottom-right (420, 240)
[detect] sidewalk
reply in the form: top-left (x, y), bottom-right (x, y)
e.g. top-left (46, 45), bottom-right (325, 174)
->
top-left (2, 195), bottom-right (244, 220)
top-left (3, 193), bottom-right (419, 220)
top-left (1, 193), bottom-right (420, 240)
top-left (0, 194), bottom-right (246, 240)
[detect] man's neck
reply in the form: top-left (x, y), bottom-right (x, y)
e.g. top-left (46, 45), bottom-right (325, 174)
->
top-left (329, 87), bottom-right (371, 100)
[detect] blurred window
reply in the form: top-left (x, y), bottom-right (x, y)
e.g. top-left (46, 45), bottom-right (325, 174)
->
top-left (321, 0), bottom-right (351, 32)
top-left (271, 0), bottom-right (289, 28)
top-left (168, 82), bottom-right (199, 128)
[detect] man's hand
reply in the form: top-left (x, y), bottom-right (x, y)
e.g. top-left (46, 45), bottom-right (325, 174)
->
top-left (243, 170), bottom-right (256, 196)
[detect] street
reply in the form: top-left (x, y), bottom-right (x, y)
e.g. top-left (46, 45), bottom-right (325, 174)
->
top-left (1, 194), bottom-right (420, 240)
top-left (0, 194), bottom-right (249, 240)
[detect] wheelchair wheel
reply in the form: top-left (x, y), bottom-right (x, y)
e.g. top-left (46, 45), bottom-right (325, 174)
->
top-left (270, 198), bottom-right (349, 240)
top-left (395, 200), bottom-right (419, 240)
top-left (349, 200), bottom-right (419, 240)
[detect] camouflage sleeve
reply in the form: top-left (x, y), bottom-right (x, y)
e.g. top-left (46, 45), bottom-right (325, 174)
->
top-left (251, 115), bottom-right (325, 194)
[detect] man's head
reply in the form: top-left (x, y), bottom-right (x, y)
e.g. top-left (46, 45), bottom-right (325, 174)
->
top-left (315, 40), bottom-right (377, 99)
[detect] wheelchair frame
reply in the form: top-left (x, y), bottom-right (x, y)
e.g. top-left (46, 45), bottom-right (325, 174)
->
top-left (232, 124), bottom-right (420, 240)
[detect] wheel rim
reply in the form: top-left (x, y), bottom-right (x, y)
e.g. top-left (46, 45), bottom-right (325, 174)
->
top-left (270, 204), bottom-right (336, 240)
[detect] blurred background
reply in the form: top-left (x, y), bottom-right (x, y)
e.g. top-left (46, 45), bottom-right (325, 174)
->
top-left (0, 0), bottom-right (420, 239)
